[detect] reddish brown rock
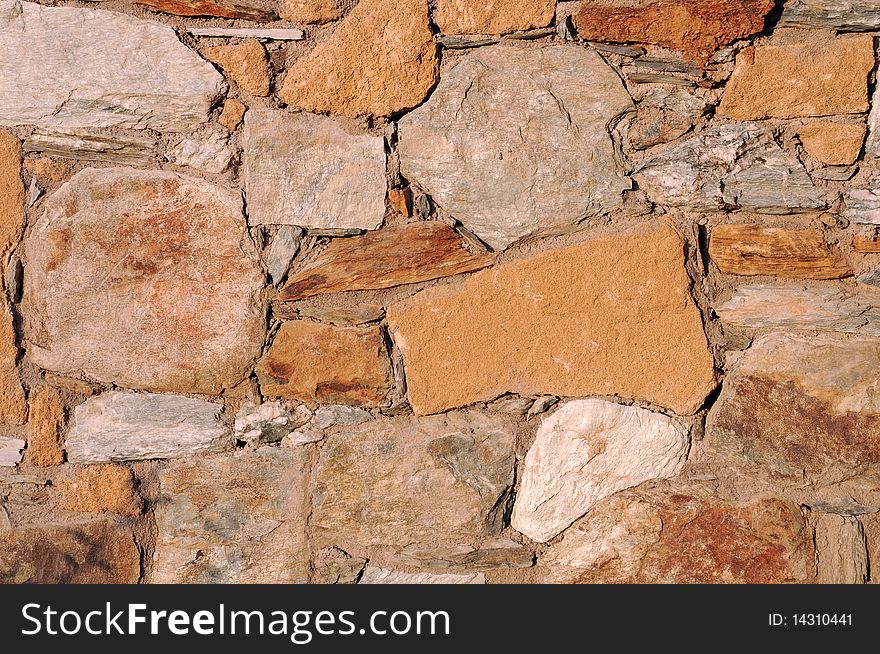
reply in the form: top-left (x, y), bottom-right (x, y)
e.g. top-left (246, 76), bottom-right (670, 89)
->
top-left (204, 40), bottom-right (270, 97)
top-left (853, 235), bottom-right (880, 253)
top-left (279, 0), bottom-right (439, 117)
top-left (0, 302), bottom-right (26, 426)
top-left (24, 157), bottom-right (73, 181)
top-left (388, 187), bottom-right (412, 217)
top-left (135, 0), bottom-right (274, 20)
top-left (539, 482), bottom-right (815, 583)
top-left (55, 465), bottom-right (143, 517)
top-left (0, 520), bottom-right (140, 583)
top-left (218, 98), bottom-right (247, 131)
top-left (709, 225), bottom-right (852, 279)
top-left (799, 122), bottom-right (866, 166)
top-left (573, 0), bottom-right (774, 61)
top-left (281, 0), bottom-right (345, 23)
top-left (280, 222), bottom-right (493, 300)
top-left (26, 387), bottom-right (65, 467)
top-left (257, 321), bottom-right (392, 406)
top-left (434, 0), bottom-right (555, 34)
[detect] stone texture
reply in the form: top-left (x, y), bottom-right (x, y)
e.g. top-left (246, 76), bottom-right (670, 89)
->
top-left (846, 189), bottom-right (880, 224)
top-left (396, 538), bottom-right (534, 570)
top-left (799, 122), bottom-right (865, 165)
top-left (511, 399), bottom-right (690, 543)
top-left (573, 0), bottom-right (774, 61)
top-left (243, 110), bottom-right (386, 229)
top-left (434, 0), bottom-right (554, 34)
top-left (0, 302), bottom-right (24, 426)
top-left (538, 482), bottom-right (814, 583)
top-left (153, 447), bottom-right (311, 583)
top-left (267, 226), bottom-right (303, 285)
top-left (281, 0), bottom-right (344, 23)
top-left (709, 225), bottom-right (851, 279)
top-left (360, 567), bottom-right (485, 584)
top-left (205, 40), bottom-right (270, 97)
top-left (55, 464), bottom-right (143, 517)
top-left (398, 45), bottom-right (633, 251)
top-left (25, 387), bottom-right (65, 467)
top-left (779, 0), bottom-right (880, 30)
top-left (706, 333), bottom-right (880, 479)
top-left (23, 168), bottom-right (265, 394)
top-left (279, 0), bottom-right (439, 118)
top-left (280, 222), bottom-right (493, 300)
top-left (388, 223), bottom-right (716, 416)
top-left (135, 0), bottom-right (274, 19)
top-left (291, 304), bottom-right (385, 326)
top-left (312, 411), bottom-right (515, 550)
top-left (233, 401), bottom-right (311, 446)
top-left (312, 405), bottom-right (371, 429)
top-left (718, 37), bottom-right (875, 120)
top-left (24, 157), bottom-right (73, 181)
top-left (65, 391), bottom-right (230, 463)
top-left (815, 513), bottom-right (868, 583)
top-left (257, 321), bottom-right (392, 406)
top-left (0, 1), bottom-right (224, 132)
top-left (169, 133), bottom-right (234, 174)
top-left (23, 129), bottom-right (157, 166)
top-left (0, 437), bottom-right (24, 467)
top-left (189, 27), bottom-right (304, 39)
top-left (218, 99), bottom-right (247, 131)
top-left (628, 107), bottom-right (694, 151)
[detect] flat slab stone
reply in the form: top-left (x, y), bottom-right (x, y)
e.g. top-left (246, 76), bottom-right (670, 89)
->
top-left (779, 0), bottom-right (880, 31)
top-left (433, 0), bottom-right (554, 34)
top-left (359, 566), bottom-right (485, 584)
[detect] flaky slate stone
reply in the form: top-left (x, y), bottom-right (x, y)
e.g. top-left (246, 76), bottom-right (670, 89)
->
top-left (22, 129), bottom-right (158, 166)
top-left (23, 168), bottom-right (265, 394)
top-left (0, 1), bottom-right (223, 132)
top-left (779, 0), bottom-right (880, 31)
top-left (434, 0), bottom-right (555, 34)
top-left (243, 110), bottom-right (386, 229)
top-left (398, 45), bottom-right (632, 251)
top-left (66, 391), bottom-right (230, 463)
top-left (267, 226), bottom-right (303, 285)
top-left (511, 400), bottom-right (690, 543)
top-left (846, 189), bottom-right (880, 224)
top-left (153, 447), bottom-right (310, 583)
top-left (360, 567), bottom-right (485, 584)
top-left (135, 0), bottom-right (274, 20)
top-left (388, 223), bottom-right (716, 416)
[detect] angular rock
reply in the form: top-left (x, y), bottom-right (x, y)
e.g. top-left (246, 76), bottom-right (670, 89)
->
top-left (135, 0), bottom-right (274, 19)
top-left (281, 0), bottom-right (344, 23)
top-left (65, 391), bottom-right (230, 463)
top-left (709, 225), bottom-right (851, 279)
top-left (512, 399), bottom-right (690, 543)
top-left (280, 222), bottom-right (493, 300)
top-left (846, 189), bottom-right (880, 224)
top-left (23, 168), bottom-right (265, 394)
top-left (257, 321), bottom-right (392, 406)
top-left (719, 37), bottom-right (874, 120)
top-left (398, 45), bottom-right (633, 251)
top-left (55, 464), bottom-right (143, 517)
top-left (23, 157), bottom-right (72, 181)
top-left (205, 40), bottom-right (270, 97)
top-left (22, 129), bottom-right (158, 166)
top-left (808, 497), bottom-right (878, 516)
top-left (0, 1), bottom-right (224, 132)
top-left (628, 107), bottom-right (694, 150)
top-left (0, 437), bottom-right (24, 467)
top-left (858, 268), bottom-right (880, 287)
top-left (573, 0), bottom-right (774, 61)
top-left (267, 226), bottom-right (303, 285)
top-left (233, 401), bottom-right (311, 446)
top-left (0, 302), bottom-right (25, 426)
top-left (153, 447), bottom-right (311, 583)
top-left (312, 405), bottom-right (372, 430)
top-left (243, 110), bottom-right (386, 229)
top-left (0, 520), bottom-right (140, 583)
top-left (169, 132), bottom-right (234, 174)
top-left (218, 99), bottom-right (247, 131)
top-left (360, 567), bottom-right (485, 584)
top-left (312, 411), bottom-right (515, 551)
top-left (815, 513), bottom-right (868, 584)
top-left (779, 0), bottom-right (880, 31)
top-left (388, 223), bottom-right (716, 416)
top-left (799, 122), bottom-right (865, 165)
top-left (25, 387), bottom-right (65, 467)
top-left (188, 27), bottom-right (305, 39)
top-left (434, 0), bottom-right (554, 34)
top-left (538, 482), bottom-right (814, 583)
top-left (279, 0), bottom-right (439, 117)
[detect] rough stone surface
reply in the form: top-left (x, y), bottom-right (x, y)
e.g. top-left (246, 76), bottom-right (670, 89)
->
top-left (0, 437), bottom-right (24, 466)
top-left (312, 405), bottom-right (372, 430)
top-left (243, 110), bottom-right (386, 229)
top-left (538, 482), bottom-right (814, 583)
top-left (205, 40), bottom-right (270, 97)
top-left (279, 0), bottom-right (439, 117)
top-left (135, 0), bottom-right (274, 20)
top-left (0, 1), bottom-right (224, 132)
top-left (25, 387), bottom-right (65, 467)
top-left (169, 132), bottom-right (234, 174)
top-left (628, 107), bottom-right (694, 150)
top-left (398, 45), bottom-right (632, 251)
top-left (23, 129), bottom-right (158, 166)
top-left (0, 520), bottom-right (140, 583)
top-left (66, 391), bottom-right (230, 463)
top-left (55, 464), bottom-right (143, 517)
top-left (312, 411), bottom-right (515, 551)
top-left (281, 0), bottom-right (344, 23)
top-left (434, 0), bottom-right (554, 34)
top-left (779, 0), bottom-right (880, 31)
top-left (291, 304), bottom-right (385, 326)
top-left (24, 157), bottom-right (73, 181)
top-left (280, 222), bottom-right (493, 300)
top-left (257, 321), bottom-right (392, 406)
top-left (815, 514), bottom-right (868, 583)
top-left (799, 122), bottom-right (866, 165)
top-left (23, 168), bottom-right (265, 394)
top-left (218, 99), bottom-right (247, 131)
top-left (511, 399), bottom-right (690, 543)
top-left (388, 223), bottom-right (716, 416)
top-left (719, 37), bottom-right (875, 120)
top-left (153, 447), bottom-right (311, 583)
top-left (267, 226), bottom-right (303, 285)
top-left (359, 567), bottom-right (485, 584)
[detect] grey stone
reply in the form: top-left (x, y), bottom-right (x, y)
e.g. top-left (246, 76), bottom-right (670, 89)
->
top-left (857, 268), bottom-right (880, 287)
top-left (846, 189), bottom-right (880, 223)
top-left (66, 391), bottom-right (231, 463)
top-left (396, 538), bottom-right (534, 570)
top-left (0, 1), bottom-right (223, 132)
top-left (266, 226), bottom-right (303, 285)
top-left (526, 395), bottom-right (558, 418)
top-left (359, 567), bottom-right (485, 584)
top-left (780, 0), bottom-right (880, 31)
top-left (807, 497), bottom-right (879, 516)
top-left (233, 401), bottom-right (311, 446)
top-left (398, 44), bottom-right (633, 251)
top-left (23, 129), bottom-right (158, 165)
top-left (312, 405), bottom-right (372, 430)
top-left (0, 438), bottom-right (24, 467)
top-left (169, 132), bottom-right (234, 174)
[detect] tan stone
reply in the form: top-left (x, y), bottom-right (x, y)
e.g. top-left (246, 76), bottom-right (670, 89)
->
top-left (799, 122), bottom-right (866, 165)
top-left (387, 223), bottom-right (716, 416)
top-left (218, 98), bottom-right (247, 131)
top-left (43, 372), bottom-right (98, 396)
top-left (26, 387), bottom-right (65, 467)
top-left (279, 0), bottom-right (438, 117)
top-left (24, 156), bottom-right (73, 181)
top-left (434, 0), bottom-right (555, 34)
top-left (205, 40), bottom-right (270, 97)
top-left (719, 36), bottom-right (875, 120)
top-left (281, 0), bottom-right (345, 23)
top-left (257, 320), bottom-right (392, 406)
top-left (854, 235), bottom-right (880, 253)
top-left (55, 464), bottom-right (143, 517)
top-left (815, 513), bottom-right (868, 584)
top-left (0, 301), bottom-right (25, 426)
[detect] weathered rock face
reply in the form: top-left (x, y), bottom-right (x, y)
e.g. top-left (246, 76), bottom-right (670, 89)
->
top-left (0, 520), bottom-right (140, 583)
top-left (204, 40), bottom-right (270, 97)
top-left (169, 132), bottom-right (234, 174)
top-left (279, 0), bottom-right (438, 117)
top-left (23, 129), bottom-right (159, 166)
top-left (706, 334), bottom-right (880, 480)
top-left (23, 168), bottom-right (265, 394)
top-left (135, 0), bottom-right (275, 21)
top-left (846, 189), bottom-right (880, 224)
top-left (359, 567), bottom-right (485, 584)
top-left (815, 513), bottom-right (869, 584)
top-left (243, 110), bottom-right (386, 229)
top-left (281, 0), bottom-right (343, 23)
top-left (719, 37), bottom-right (874, 120)
top-left (388, 223), bottom-right (716, 416)
top-left (433, 0), bottom-right (555, 34)
top-left (26, 387), bottom-right (65, 467)
top-left (153, 447), bottom-right (311, 583)
top-left (65, 392), bottom-right (230, 463)
top-left (311, 412), bottom-right (515, 551)
top-left (0, 1), bottom-right (224, 132)
top-left (799, 122), bottom-right (866, 165)
top-left (779, 0), bottom-right (880, 31)
top-left (55, 464), bottom-right (143, 517)
top-left (539, 482), bottom-right (814, 583)
top-left (512, 399), bottom-right (690, 543)
top-left (398, 45), bottom-right (633, 251)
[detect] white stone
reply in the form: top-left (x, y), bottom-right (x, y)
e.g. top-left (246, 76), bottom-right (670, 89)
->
top-left (846, 188), bottom-right (880, 223)
top-left (511, 399), bottom-right (690, 543)
top-left (266, 226), bottom-right (304, 285)
top-left (187, 27), bottom-right (305, 40)
top-left (170, 132), bottom-right (235, 174)
top-left (0, 437), bottom-right (24, 467)
top-left (0, 1), bottom-right (223, 132)
top-left (359, 566), bottom-right (485, 584)
top-left (233, 401), bottom-right (311, 446)
top-left (66, 392), bottom-right (231, 463)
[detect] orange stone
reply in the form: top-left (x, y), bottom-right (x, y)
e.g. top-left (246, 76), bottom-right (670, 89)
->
top-left (24, 157), bottom-right (73, 181)
top-left (55, 464), bottom-right (143, 517)
top-left (281, 0), bottom-right (344, 23)
top-left (799, 122), bottom-right (866, 165)
top-left (434, 0), bottom-right (555, 34)
top-left (205, 40), bottom-right (270, 97)
top-left (388, 187), bottom-right (412, 217)
top-left (26, 387), bottom-right (65, 467)
top-left (853, 235), bottom-right (880, 253)
top-left (218, 98), bottom-right (247, 131)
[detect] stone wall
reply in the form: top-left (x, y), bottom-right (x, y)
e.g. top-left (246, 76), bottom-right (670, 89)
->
top-left (1, 0), bottom-right (879, 584)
